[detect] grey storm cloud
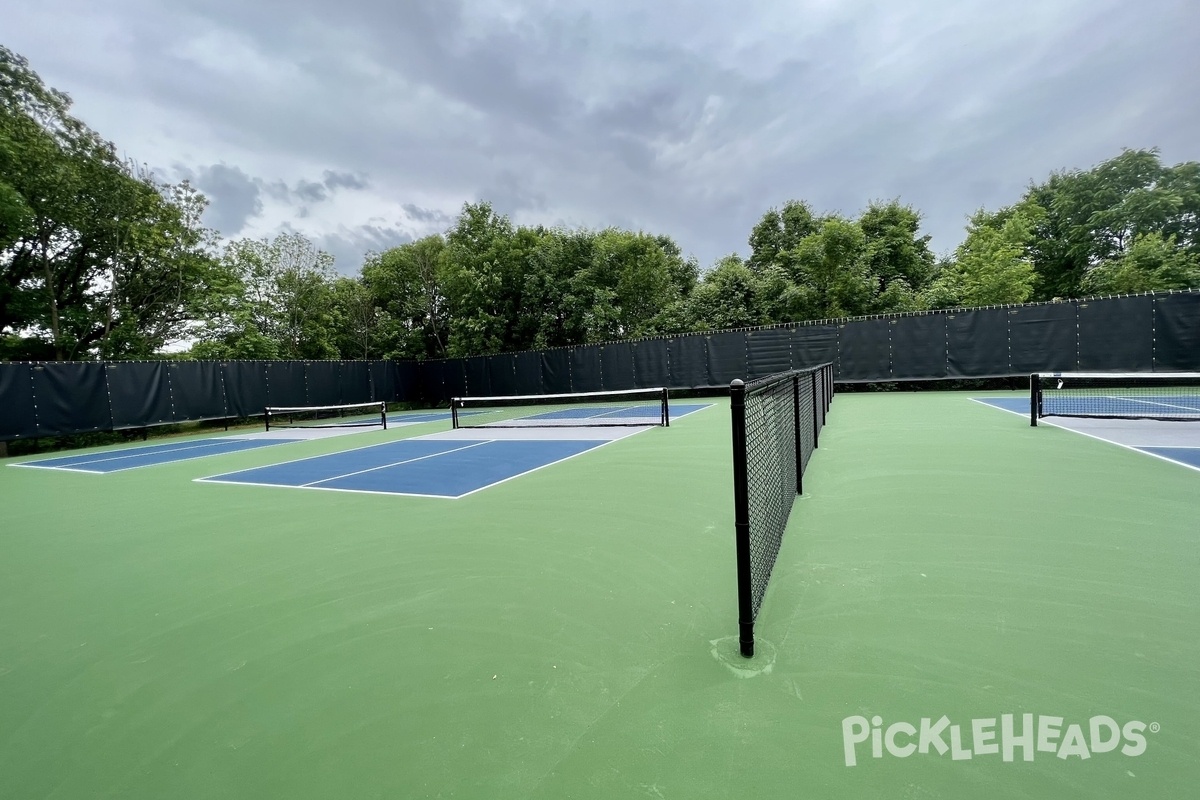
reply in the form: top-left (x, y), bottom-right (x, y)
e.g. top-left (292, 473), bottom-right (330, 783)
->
top-left (318, 225), bottom-right (415, 273)
top-left (6, 0), bottom-right (1200, 268)
top-left (323, 171), bottom-right (368, 191)
top-left (401, 204), bottom-right (452, 226)
top-left (293, 179), bottom-right (328, 204)
top-left (175, 163), bottom-right (263, 236)
top-left (259, 174), bottom-right (367, 205)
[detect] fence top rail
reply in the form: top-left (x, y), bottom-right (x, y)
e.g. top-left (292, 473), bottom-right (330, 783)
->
top-left (741, 363), bottom-right (832, 396)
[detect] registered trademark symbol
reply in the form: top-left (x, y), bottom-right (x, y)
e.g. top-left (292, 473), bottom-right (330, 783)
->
top-left (1149, 722), bottom-right (1160, 733)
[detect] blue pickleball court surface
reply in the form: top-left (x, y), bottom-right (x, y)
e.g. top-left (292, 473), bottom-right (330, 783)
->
top-left (9, 437), bottom-right (302, 473)
top-left (197, 437), bottom-right (611, 498)
top-left (6, 410), bottom-right (465, 474)
top-left (200, 403), bottom-right (714, 498)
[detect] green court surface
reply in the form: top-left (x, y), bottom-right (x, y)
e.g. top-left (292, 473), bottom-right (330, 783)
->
top-left (1, 392), bottom-right (1197, 799)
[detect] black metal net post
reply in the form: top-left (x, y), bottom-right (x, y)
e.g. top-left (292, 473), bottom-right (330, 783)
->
top-left (1030, 373), bottom-right (1041, 426)
top-left (731, 371), bottom-right (800, 658)
top-left (729, 379), bottom-right (755, 657)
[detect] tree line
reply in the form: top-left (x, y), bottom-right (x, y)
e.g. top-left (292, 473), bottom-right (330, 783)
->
top-left (3, 45), bottom-right (1198, 363)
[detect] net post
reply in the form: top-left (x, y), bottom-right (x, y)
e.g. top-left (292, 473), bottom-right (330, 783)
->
top-left (451, 398), bottom-right (460, 430)
top-left (1030, 374), bottom-right (1039, 427)
top-left (380, 402), bottom-right (387, 430)
top-left (264, 407), bottom-right (271, 432)
top-left (730, 379), bottom-right (755, 658)
top-left (661, 387), bottom-right (670, 427)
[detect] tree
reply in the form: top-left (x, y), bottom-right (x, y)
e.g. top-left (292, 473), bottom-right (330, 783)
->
top-left (2, 46), bottom-right (225, 359)
top-left (858, 200), bottom-right (936, 304)
top-left (440, 202), bottom-right (517, 356)
top-left (1024, 148), bottom-right (1200, 298)
top-left (191, 232), bottom-right (338, 359)
top-left (923, 208), bottom-right (1038, 308)
top-left (576, 229), bottom-right (684, 340)
top-left (747, 200), bottom-right (818, 273)
top-left (685, 255), bottom-right (765, 330)
top-left (784, 216), bottom-right (875, 318)
top-left (1081, 232), bottom-right (1200, 295)
top-left (361, 235), bottom-right (448, 359)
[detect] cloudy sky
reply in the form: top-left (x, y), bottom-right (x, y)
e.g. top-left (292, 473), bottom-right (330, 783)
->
top-left (6, 0), bottom-right (1198, 272)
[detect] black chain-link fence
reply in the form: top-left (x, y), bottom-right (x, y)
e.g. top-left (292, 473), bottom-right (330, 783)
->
top-left (731, 363), bottom-right (833, 657)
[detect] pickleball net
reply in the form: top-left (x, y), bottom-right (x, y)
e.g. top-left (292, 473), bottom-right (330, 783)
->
top-left (451, 387), bottom-right (670, 428)
top-left (1030, 372), bottom-right (1200, 424)
top-left (730, 363), bottom-right (834, 657)
top-left (264, 401), bottom-right (387, 431)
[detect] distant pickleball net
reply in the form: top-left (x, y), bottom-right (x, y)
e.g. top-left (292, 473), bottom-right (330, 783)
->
top-left (1031, 372), bottom-right (1200, 424)
top-left (264, 401), bottom-right (387, 431)
top-left (451, 387), bottom-right (670, 428)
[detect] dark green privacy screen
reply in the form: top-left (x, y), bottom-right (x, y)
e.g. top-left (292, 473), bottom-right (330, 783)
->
top-left (2, 291), bottom-right (1197, 441)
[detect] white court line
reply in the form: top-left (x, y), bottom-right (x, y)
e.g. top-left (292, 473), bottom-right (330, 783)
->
top-left (196, 439), bottom-right (611, 499)
top-left (8, 463), bottom-right (106, 474)
top-left (452, 439), bottom-right (616, 499)
top-left (302, 441), bottom-right (490, 487)
top-left (194, 437), bottom-right (478, 482)
top-left (970, 398), bottom-right (1200, 474)
top-left (9, 438), bottom-right (250, 471)
top-left (193, 478), bottom-right (455, 500)
top-left (1116, 396), bottom-right (1200, 413)
top-left (6, 438), bottom-right (285, 474)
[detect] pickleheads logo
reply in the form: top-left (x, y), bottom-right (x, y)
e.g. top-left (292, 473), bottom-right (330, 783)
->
top-left (842, 714), bottom-right (1158, 767)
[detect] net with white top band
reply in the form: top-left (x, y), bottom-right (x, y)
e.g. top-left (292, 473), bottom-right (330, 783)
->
top-left (451, 388), bottom-right (669, 428)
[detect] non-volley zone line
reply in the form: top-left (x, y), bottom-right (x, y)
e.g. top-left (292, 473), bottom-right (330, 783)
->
top-left (198, 403), bottom-right (715, 498)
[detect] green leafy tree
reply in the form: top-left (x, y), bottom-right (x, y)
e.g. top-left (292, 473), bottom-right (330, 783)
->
top-left (685, 255), bottom-right (765, 330)
top-left (440, 202), bottom-right (516, 356)
top-left (2, 45), bottom-right (225, 359)
top-left (519, 228), bottom-right (594, 348)
top-left (192, 232), bottom-right (338, 359)
top-left (747, 200), bottom-right (819, 273)
top-left (1024, 148), bottom-right (1200, 298)
top-left (923, 208), bottom-right (1038, 307)
top-left (784, 216), bottom-right (875, 318)
top-left (858, 200), bottom-right (936, 305)
top-left (361, 235), bottom-right (449, 359)
top-left (574, 229), bottom-right (683, 341)
top-left (1081, 232), bottom-right (1200, 295)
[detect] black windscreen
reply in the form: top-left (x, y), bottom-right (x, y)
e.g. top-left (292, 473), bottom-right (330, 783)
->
top-left (31, 362), bottom-right (111, 436)
top-left (106, 362), bottom-right (173, 429)
top-left (0, 363), bottom-right (37, 440)
top-left (706, 331), bottom-right (748, 386)
top-left (891, 315), bottom-right (948, 379)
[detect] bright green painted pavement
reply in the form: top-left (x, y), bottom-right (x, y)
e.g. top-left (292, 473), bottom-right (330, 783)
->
top-left (0, 393), bottom-right (1196, 799)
